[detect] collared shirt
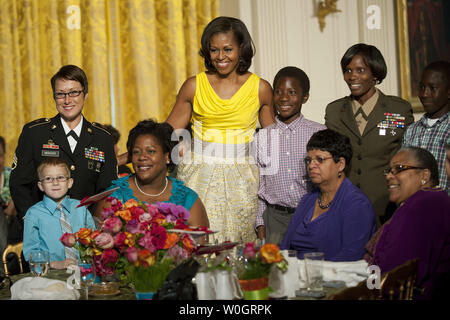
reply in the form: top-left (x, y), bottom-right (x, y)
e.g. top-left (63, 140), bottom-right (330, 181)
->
top-left (352, 89), bottom-right (379, 135)
top-left (254, 115), bottom-right (326, 228)
top-left (402, 111), bottom-right (450, 194)
top-left (61, 116), bottom-right (83, 152)
top-left (23, 195), bottom-right (96, 262)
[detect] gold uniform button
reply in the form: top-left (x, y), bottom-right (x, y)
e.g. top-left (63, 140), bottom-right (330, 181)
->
top-left (70, 165), bottom-right (75, 171)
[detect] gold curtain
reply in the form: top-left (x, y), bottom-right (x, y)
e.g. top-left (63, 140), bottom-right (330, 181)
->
top-left (0, 0), bottom-right (218, 166)
top-left (108, 0), bottom-right (219, 154)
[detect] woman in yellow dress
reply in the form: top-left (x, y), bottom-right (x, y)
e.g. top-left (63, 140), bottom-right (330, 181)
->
top-left (166, 16), bottom-right (274, 244)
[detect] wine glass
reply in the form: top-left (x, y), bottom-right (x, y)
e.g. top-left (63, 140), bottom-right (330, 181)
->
top-left (29, 250), bottom-right (50, 277)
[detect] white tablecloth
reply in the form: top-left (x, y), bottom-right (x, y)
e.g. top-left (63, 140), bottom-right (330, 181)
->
top-left (269, 250), bottom-right (369, 298)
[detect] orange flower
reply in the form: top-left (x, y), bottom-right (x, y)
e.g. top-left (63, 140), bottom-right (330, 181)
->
top-left (260, 243), bottom-right (282, 263)
top-left (76, 228), bottom-right (92, 246)
top-left (76, 228), bottom-right (91, 239)
top-left (181, 236), bottom-right (194, 251)
top-left (138, 249), bottom-right (156, 267)
top-left (89, 230), bottom-right (101, 240)
top-left (115, 209), bottom-right (132, 221)
top-left (124, 199), bottom-right (139, 209)
top-left (163, 233), bottom-right (179, 249)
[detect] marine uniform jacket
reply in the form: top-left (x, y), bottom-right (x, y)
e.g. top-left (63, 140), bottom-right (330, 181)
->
top-left (325, 90), bottom-right (414, 224)
top-left (10, 114), bottom-right (118, 220)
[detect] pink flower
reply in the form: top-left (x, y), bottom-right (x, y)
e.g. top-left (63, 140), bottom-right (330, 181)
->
top-left (144, 203), bottom-right (160, 217)
top-left (102, 216), bottom-right (123, 234)
top-left (101, 248), bottom-right (119, 264)
top-left (125, 247), bottom-right (138, 263)
top-left (95, 232), bottom-right (114, 249)
top-left (243, 242), bottom-right (258, 259)
top-left (94, 255), bottom-right (115, 276)
top-left (138, 232), bottom-right (157, 253)
top-left (139, 212), bottom-right (152, 223)
top-left (59, 233), bottom-right (76, 247)
top-left (168, 245), bottom-right (188, 263)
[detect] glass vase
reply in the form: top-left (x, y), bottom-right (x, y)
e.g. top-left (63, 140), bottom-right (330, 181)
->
top-left (238, 277), bottom-right (269, 300)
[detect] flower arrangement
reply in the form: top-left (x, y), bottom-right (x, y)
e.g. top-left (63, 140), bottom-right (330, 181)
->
top-left (236, 242), bottom-right (288, 300)
top-left (60, 197), bottom-right (197, 292)
top-left (237, 242), bottom-right (288, 280)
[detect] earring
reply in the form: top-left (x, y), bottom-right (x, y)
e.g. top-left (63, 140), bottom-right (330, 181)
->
top-left (421, 180), bottom-right (426, 185)
top-left (338, 172), bottom-right (342, 178)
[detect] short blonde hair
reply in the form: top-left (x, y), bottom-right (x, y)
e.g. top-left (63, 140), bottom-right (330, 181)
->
top-left (37, 158), bottom-right (71, 180)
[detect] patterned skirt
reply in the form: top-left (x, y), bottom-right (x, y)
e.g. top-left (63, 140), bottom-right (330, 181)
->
top-left (176, 147), bottom-right (259, 244)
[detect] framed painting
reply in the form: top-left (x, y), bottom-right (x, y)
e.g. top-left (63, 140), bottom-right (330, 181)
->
top-left (396, 0), bottom-right (450, 112)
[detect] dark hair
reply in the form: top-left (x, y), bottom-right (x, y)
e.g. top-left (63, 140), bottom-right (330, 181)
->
top-left (102, 124), bottom-right (120, 145)
top-left (199, 16), bottom-right (254, 74)
top-left (340, 43), bottom-right (387, 84)
top-left (273, 66), bottom-right (310, 94)
top-left (126, 119), bottom-right (177, 173)
top-left (50, 65), bottom-right (88, 95)
top-left (0, 136), bottom-right (5, 153)
top-left (37, 157), bottom-right (71, 180)
top-left (422, 60), bottom-right (450, 83)
top-left (399, 147), bottom-right (440, 187)
top-left (306, 129), bottom-right (353, 175)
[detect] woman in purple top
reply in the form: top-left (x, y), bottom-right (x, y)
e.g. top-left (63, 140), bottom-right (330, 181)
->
top-left (281, 129), bottom-right (376, 261)
top-left (365, 147), bottom-right (450, 299)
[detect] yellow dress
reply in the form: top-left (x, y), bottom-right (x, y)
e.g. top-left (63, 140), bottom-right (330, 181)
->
top-left (176, 72), bottom-right (260, 244)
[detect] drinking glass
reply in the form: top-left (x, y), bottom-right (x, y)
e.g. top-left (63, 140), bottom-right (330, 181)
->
top-left (304, 252), bottom-right (324, 292)
top-left (29, 250), bottom-right (50, 277)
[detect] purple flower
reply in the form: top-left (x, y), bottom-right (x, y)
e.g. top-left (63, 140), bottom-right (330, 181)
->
top-left (155, 202), bottom-right (190, 221)
top-left (125, 218), bottom-right (141, 234)
top-left (101, 207), bottom-right (116, 220)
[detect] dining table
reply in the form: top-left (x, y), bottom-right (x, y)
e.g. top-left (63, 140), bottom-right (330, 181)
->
top-left (0, 269), bottom-right (136, 300)
top-left (0, 269), bottom-right (344, 300)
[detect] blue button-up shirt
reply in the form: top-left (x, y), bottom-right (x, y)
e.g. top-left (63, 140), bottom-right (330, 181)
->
top-left (23, 195), bottom-right (96, 262)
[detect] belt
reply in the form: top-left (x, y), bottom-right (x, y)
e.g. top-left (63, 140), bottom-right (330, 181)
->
top-left (267, 203), bottom-right (296, 214)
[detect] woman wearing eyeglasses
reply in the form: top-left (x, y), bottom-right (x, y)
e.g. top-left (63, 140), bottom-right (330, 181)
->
top-left (364, 147), bottom-right (450, 299)
top-left (281, 129), bottom-right (376, 261)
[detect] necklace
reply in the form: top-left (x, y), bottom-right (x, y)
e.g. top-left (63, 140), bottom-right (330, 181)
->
top-left (318, 194), bottom-right (332, 209)
top-left (134, 176), bottom-right (168, 197)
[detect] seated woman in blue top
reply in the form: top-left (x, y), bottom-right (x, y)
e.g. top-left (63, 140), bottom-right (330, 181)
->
top-left (281, 129), bottom-right (376, 261)
top-left (95, 119), bottom-right (209, 229)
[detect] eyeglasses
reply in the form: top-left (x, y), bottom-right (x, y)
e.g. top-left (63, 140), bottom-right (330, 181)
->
top-left (54, 90), bottom-right (83, 99)
top-left (304, 156), bottom-right (334, 165)
top-left (40, 176), bottom-right (69, 184)
top-left (383, 164), bottom-right (425, 176)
